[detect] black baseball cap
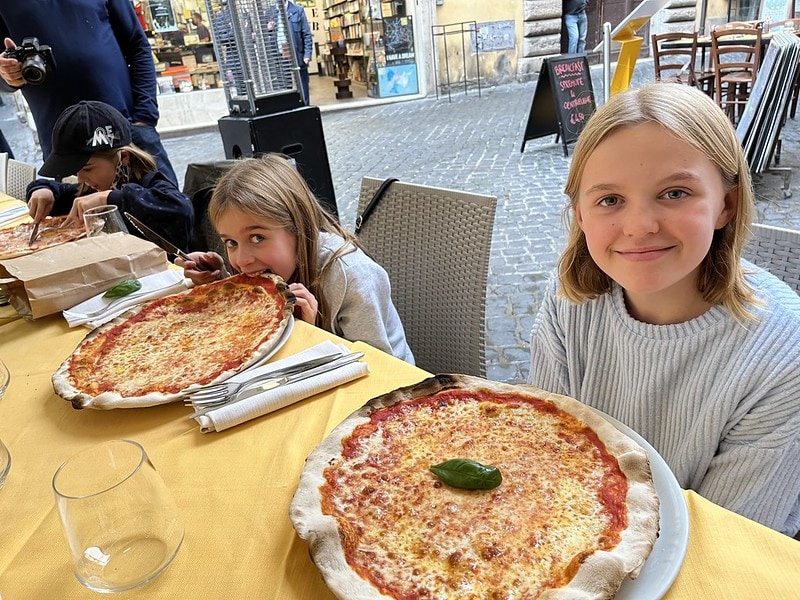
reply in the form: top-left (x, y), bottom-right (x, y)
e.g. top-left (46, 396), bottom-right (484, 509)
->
top-left (39, 101), bottom-right (131, 178)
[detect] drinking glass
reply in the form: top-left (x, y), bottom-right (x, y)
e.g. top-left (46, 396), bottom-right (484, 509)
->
top-left (83, 205), bottom-right (129, 237)
top-left (52, 440), bottom-right (184, 592)
top-left (0, 438), bottom-right (10, 489)
top-left (0, 358), bottom-right (8, 400)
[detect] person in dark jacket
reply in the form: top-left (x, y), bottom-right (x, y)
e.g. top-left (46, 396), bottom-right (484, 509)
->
top-left (285, 0), bottom-right (313, 105)
top-left (0, 1), bottom-right (178, 184)
top-left (26, 101), bottom-right (193, 252)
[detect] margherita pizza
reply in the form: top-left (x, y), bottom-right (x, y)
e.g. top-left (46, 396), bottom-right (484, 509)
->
top-left (0, 215), bottom-right (85, 259)
top-left (291, 374), bottom-right (660, 600)
top-left (53, 272), bottom-right (295, 409)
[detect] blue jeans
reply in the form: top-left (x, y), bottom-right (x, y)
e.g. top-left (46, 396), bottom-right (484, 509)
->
top-left (565, 12), bottom-right (588, 54)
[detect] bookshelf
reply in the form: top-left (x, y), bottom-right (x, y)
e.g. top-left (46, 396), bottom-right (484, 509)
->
top-left (322, 0), bottom-right (416, 96)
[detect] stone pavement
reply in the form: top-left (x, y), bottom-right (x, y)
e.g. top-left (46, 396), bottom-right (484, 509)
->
top-left (3, 61), bottom-right (800, 383)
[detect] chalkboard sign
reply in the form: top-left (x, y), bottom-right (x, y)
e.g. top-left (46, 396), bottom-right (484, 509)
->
top-left (520, 55), bottom-right (596, 156)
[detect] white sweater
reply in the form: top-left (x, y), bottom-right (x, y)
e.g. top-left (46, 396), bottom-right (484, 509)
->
top-left (528, 264), bottom-right (800, 536)
top-left (317, 233), bottom-right (414, 364)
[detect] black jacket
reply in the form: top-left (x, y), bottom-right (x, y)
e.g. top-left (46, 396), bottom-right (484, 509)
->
top-left (27, 171), bottom-right (195, 252)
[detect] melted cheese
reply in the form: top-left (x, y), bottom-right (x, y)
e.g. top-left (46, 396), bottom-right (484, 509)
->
top-left (321, 392), bottom-right (627, 598)
top-left (69, 277), bottom-right (285, 396)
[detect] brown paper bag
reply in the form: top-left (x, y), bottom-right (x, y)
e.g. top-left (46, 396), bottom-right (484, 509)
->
top-left (0, 233), bottom-right (168, 319)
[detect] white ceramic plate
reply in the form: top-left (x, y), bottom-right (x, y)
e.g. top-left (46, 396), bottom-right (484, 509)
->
top-left (246, 315), bottom-right (295, 369)
top-left (596, 411), bottom-right (690, 600)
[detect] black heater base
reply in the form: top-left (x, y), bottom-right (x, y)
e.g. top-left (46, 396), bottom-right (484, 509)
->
top-left (217, 106), bottom-right (338, 219)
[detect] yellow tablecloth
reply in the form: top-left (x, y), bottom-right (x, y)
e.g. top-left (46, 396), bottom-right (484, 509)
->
top-left (0, 314), bottom-right (798, 598)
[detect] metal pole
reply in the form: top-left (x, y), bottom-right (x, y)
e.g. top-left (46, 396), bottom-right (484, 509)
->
top-left (603, 22), bottom-right (612, 103)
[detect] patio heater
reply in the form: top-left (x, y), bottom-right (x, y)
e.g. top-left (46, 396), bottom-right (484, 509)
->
top-left (204, 0), bottom-right (338, 218)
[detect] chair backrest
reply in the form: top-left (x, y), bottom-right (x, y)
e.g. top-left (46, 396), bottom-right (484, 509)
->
top-left (0, 152), bottom-right (9, 196)
top-left (181, 160), bottom-right (235, 266)
top-left (356, 177), bottom-right (497, 376)
top-left (5, 159), bottom-right (37, 201)
top-left (766, 18), bottom-right (800, 32)
top-left (651, 31), bottom-right (699, 86)
top-left (715, 20), bottom-right (761, 30)
top-left (745, 223), bottom-right (800, 294)
top-left (712, 25), bottom-right (762, 73)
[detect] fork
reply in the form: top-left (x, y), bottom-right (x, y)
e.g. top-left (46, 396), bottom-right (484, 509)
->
top-left (185, 352), bottom-right (365, 413)
top-left (182, 352), bottom-right (345, 405)
top-left (79, 282), bottom-right (182, 318)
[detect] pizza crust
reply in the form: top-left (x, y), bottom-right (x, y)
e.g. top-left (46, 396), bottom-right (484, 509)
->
top-left (0, 215), bottom-right (84, 259)
top-left (52, 272), bottom-right (295, 409)
top-left (290, 374), bottom-right (660, 600)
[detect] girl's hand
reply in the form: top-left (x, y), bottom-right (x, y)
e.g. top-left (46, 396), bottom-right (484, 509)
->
top-left (175, 251), bottom-right (225, 285)
top-left (65, 191), bottom-right (112, 227)
top-left (288, 283), bottom-right (319, 325)
top-left (27, 188), bottom-right (55, 223)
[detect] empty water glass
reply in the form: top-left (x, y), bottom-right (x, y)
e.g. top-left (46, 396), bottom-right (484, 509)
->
top-left (83, 205), bottom-right (128, 237)
top-left (0, 358), bottom-right (8, 400)
top-left (52, 440), bottom-right (184, 592)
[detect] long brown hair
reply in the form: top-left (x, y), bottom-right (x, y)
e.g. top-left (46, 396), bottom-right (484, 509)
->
top-left (76, 144), bottom-right (157, 195)
top-left (559, 83), bottom-right (757, 321)
top-left (208, 153), bottom-right (361, 329)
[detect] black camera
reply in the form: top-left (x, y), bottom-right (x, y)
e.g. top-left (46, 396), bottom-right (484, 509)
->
top-left (3, 37), bottom-right (56, 85)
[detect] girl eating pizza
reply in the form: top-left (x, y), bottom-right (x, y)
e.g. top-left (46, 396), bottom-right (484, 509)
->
top-left (528, 83), bottom-right (800, 537)
top-left (25, 100), bottom-right (193, 251)
top-left (178, 153), bottom-right (414, 364)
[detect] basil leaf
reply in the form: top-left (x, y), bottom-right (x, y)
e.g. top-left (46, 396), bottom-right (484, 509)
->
top-left (430, 459), bottom-right (502, 490)
top-left (103, 279), bottom-right (142, 298)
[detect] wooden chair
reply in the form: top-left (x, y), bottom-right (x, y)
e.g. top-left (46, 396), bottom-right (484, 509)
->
top-left (745, 223), bottom-right (800, 294)
top-left (711, 25), bottom-right (762, 124)
top-left (356, 177), bottom-right (497, 376)
top-left (651, 32), bottom-right (700, 86)
top-left (764, 19), bottom-right (800, 33)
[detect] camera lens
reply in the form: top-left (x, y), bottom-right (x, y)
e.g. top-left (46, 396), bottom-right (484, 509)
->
top-left (21, 55), bottom-right (47, 85)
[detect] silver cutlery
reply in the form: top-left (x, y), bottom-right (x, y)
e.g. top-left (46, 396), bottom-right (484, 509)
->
top-left (182, 352), bottom-right (345, 404)
top-left (186, 351), bottom-right (365, 419)
top-left (77, 282), bottom-right (184, 319)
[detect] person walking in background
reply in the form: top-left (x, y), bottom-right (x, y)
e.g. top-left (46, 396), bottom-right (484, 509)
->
top-left (563, 0), bottom-right (588, 54)
top-left (285, 0), bottom-right (313, 105)
top-left (0, 1), bottom-right (179, 185)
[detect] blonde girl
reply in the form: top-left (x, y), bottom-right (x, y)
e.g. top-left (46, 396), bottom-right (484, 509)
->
top-left (528, 83), bottom-right (800, 536)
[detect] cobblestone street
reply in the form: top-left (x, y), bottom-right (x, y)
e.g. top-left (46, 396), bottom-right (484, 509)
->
top-left (4, 61), bottom-right (800, 383)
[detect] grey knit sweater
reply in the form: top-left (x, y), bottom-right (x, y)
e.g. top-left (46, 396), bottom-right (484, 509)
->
top-left (528, 264), bottom-right (800, 536)
top-left (316, 233), bottom-right (414, 364)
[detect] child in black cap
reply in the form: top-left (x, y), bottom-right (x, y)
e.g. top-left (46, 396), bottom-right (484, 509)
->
top-left (26, 100), bottom-right (194, 251)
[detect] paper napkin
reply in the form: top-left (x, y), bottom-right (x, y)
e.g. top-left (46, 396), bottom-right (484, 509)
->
top-left (0, 205), bottom-right (29, 228)
top-left (63, 269), bottom-right (188, 328)
top-left (194, 341), bottom-right (370, 433)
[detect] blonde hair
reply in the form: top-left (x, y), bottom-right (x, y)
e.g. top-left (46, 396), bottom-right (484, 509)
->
top-left (76, 144), bottom-right (157, 195)
top-left (560, 83), bottom-right (756, 321)
top-left (208, 153), bottom-right (360, 329)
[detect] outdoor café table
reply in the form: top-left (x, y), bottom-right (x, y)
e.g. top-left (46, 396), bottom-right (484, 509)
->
top-left (0, 313), bottom-right (798, 598)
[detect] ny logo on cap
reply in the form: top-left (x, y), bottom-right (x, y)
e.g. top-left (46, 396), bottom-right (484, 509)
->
top-left (88, 125), bottom-right (118, 148)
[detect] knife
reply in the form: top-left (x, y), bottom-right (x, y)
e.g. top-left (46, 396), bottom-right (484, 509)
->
top-left (27, 221), bottom-right (41, 246)
top-left (124, 212), bottom-right (226, 275)
top-left (124, 212), bottom-right (192, 261)
top-left (187, 352), bottom-right (366, 418)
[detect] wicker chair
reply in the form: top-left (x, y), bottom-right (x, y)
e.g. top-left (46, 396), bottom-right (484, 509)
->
top-left (356, 177), bottom-right (497, 376)
top-left (745, 223), bottom-right (800, 294)
top-left (181, 160), bottom-right (236, 266)
top-left (0, 157), bottom-right (37, 201)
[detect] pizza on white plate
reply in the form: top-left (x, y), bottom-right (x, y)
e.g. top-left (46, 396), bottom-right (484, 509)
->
top-left (52, 272), bottom-right (295, 409)
top-left (291, 374), bottom-right (660, 600)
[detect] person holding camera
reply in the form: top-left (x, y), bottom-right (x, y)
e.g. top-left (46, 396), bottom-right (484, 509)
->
top-left (0, 1), bottom-right (178, 185)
